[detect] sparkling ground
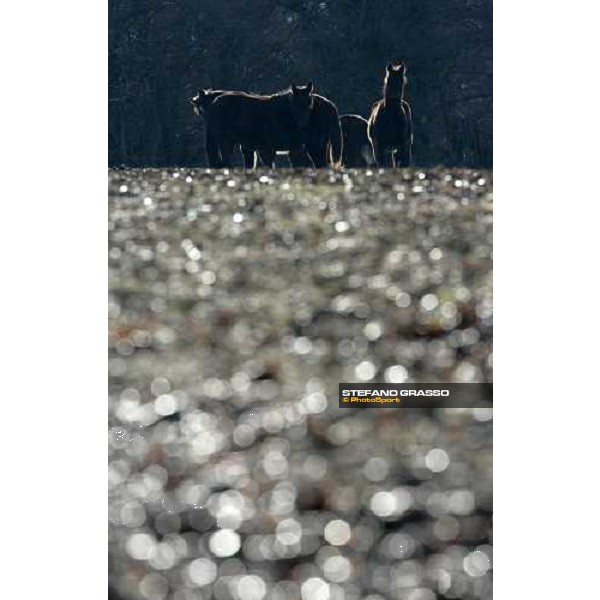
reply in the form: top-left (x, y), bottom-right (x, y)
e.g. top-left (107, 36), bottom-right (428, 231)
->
top-left (109, 168), bottom-right (493, 600)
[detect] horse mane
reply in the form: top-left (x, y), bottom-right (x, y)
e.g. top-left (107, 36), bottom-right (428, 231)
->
top-left (270, 88), bottom-right (294, 98)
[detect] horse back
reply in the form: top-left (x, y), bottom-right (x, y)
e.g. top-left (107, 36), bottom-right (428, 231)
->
top-left (341, 114), bottom-right (369, 143)
top-left (206, 92), bottom-right (296, 147)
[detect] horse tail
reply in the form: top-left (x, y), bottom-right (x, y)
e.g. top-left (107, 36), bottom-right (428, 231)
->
top-left (329, 109), bottom-right (343, 168)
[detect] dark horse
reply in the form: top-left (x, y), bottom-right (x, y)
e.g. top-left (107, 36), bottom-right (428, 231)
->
top-left (340, 114), bottom-right (374, 167)
top-left (204, 84), bottom-right (315, 168)
top-left (190, 89), bottom-right (255, 168)
top-left (367, 63), bottom-right (413, 168)
top-left (196, 86), bottom-right (342, 168)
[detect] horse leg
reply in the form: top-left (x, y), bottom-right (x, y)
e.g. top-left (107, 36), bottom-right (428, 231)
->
top-left (258, 148), bottom-right (276, 168)
top-left (289, 147), bottom-right (312, 168)
top-left (219, 140), bottom-right (235, 168)
top-left (398, 142), bottom-right (411, 168)
top-left (307, 139), bottom-right (328, 168)
top-left (254, 150), bottom-right (268, 167)
top-left (241, 147), bottom-right (256, 170)
top-left (205, 128), bottom-right (222, 168)
top-left (373, 141), bottom-right (387, 169)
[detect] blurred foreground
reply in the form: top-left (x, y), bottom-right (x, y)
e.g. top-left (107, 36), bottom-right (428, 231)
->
top-left (109, 168), bottom-right (492, 600)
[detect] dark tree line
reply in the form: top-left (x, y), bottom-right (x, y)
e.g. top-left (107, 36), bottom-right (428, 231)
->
top-left (109, 0), bottom-right (492, 168)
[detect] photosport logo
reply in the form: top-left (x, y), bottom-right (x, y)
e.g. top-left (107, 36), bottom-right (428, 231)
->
top-left (338, 383), bottom-right (492, 408)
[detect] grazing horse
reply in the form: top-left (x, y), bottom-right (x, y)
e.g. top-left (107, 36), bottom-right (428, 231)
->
top-left (367, 63), bottom-right (413, 168)
top-left (190, 89), bottom-right (255, 168)
top-left (203, 84), bottom-right (314, 168)
top-left (340, 114), bottom-right (373, 167)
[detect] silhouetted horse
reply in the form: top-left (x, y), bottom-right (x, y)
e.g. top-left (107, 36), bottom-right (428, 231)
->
top-left (190, 89), bottom-right (255, 168)
top-left (204, 84), bottom-right (315, 168)
top-left (367, 63), bottom-right (413, 168)
top-left (196, 86), bottom-right (342, 168)
top-left (340, 114), bottom-right (373, 167)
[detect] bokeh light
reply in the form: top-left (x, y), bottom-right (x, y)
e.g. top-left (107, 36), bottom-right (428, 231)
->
top-left (109, 169), bottom-right (492, 600)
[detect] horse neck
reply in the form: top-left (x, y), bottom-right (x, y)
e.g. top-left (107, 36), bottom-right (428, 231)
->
top-left (383, 83), bottom-right (404, 106)
top-left (268, 91), bottom-right (291, 111)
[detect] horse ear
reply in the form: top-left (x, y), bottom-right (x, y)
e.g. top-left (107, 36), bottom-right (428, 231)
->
top-left (306, 82), bottom-right (313, 93)
top-left (386, 62), bottom-right (393, 73)
top-left (291, 83), bottom-right (298, 94)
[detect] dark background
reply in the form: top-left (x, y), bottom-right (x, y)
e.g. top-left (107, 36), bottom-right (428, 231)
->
top-left (108, 0), bottom-right (492, 168)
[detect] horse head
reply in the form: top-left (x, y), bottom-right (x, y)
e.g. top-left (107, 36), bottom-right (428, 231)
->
top-left (189, 89), bottom-right (213, 116)
top-left (289, 82), bottom-right (314, 129)
top-left (384, 63), bottom-right (407, 100)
